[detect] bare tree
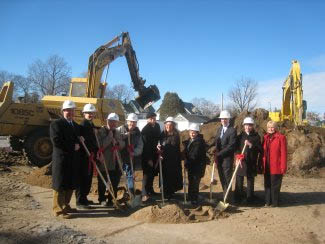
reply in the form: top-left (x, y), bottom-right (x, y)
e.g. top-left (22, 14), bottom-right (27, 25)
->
top-left (228, 77), bottom-right (258, 112)
top-left (191, 97), bottom-right (220, 118)
top-left (0, 70), bottom-right (12, 87)
top-left (105, 84), bottom-right (134, 103)
top-left (28, 55), bottom-right (71, 96)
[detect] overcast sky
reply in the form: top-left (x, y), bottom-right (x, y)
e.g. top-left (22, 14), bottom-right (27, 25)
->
top-left (1, 0), bottom-right (324, 114)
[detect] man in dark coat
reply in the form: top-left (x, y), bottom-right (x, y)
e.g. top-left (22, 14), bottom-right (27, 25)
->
top-left (183, 123), bottom-right (207, 205)
top-left (141, 112), bottom-right (161, 202)
top-left (234, 117), bottom-right (262, 204)
top-left (75, 103), bottom-right (98, 209)
top-left (50, 100), bottom-right (81, 219)
top-left (215, 110), bottom-right (237, 200)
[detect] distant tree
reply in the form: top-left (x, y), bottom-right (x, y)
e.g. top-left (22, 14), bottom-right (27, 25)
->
top-left (28, 55), bottom-right (71, 96)
top-left (159, 92), bottom-right (185, 121)
top-left (0, 70), bottom-right (13, 88)
top-left (307, 111), bottom-right (321, 122)
top-left (105, 84), bottom-right (134, 103)
top-left (191, 97), bottom-right (220, 118)
top-left (228, 77), bottom-right (258, 113)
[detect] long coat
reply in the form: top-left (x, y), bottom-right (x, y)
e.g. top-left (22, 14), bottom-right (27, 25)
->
top-left (141, 122), bottom-right (161, 174)
top-left (262, 132), bottom-right (287, 175)
top-left (237, 130), bottom-right (263, 177)
top-left (183, 134), bottom-right (207, 178)
top-left (50, 118), bottom-right (81, 191)
top-left (160, 130), bottom-right (183, 194)
top-left (117, 125), bottom-right (143, 164)
top-left (80, 119), bottom-right (98, 166)
top-left (215, 126), bottom-right (237, 163)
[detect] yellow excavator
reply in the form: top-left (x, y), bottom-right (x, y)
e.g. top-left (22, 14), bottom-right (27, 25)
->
top-left (0, 32), bottom-right (160, 166)
top-left (269, 60), bottom-right (307, 125)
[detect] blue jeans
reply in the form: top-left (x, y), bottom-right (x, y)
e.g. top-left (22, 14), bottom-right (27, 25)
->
top-left (123, 163), bottom-right (134, 190)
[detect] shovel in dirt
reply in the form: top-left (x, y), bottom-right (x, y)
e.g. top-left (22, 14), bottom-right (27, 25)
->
top-left (209, 161), bottom-right (217, 203)
top-left (216, 144), bottom-right (247, 212)
top-left (182, 161), bottom-right (190, 206)
top-left (79, 137), bottom-right (122, 210)
top-left (157, 143), bottom-right (166, 206)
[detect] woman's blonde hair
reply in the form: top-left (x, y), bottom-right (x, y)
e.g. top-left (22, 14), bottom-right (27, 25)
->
top-left (267, 120), bottom-right (278, 129)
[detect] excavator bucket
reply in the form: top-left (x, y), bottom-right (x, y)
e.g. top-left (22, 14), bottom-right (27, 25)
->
top-left (135, 85), bottom-right (160, 109)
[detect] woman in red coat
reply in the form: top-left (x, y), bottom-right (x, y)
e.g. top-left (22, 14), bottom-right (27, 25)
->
top-left (262, 121), bottom-right (287, 207)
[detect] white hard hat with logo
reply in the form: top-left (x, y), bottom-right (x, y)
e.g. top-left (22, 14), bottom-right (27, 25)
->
top-left (219, 110), bottom-right (231, 119)
top-left (243, 117), bottom-right (255, 125)
top-left (188, 123), bottom-right (200, 132)
top-left (107, 113), bottom-right (119, 121)
top-left (82, 103), bottom-right (97, 113)
top-left (126, 113), bottom-right (138, 122)
top-left (164, 116), bottom-right (175, 123)
top-left (62, 100), bottom-right (76, 110)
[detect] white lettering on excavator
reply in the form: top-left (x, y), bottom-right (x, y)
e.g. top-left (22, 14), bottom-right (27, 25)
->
top-left (10, 108), bottom-right (34, 117)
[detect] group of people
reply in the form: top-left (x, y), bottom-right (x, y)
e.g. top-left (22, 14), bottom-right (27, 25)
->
top-left (50, 100), bottom-right (287, 219)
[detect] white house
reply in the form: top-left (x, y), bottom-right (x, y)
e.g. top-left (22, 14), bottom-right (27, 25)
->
top-left (174, 113), bottom-right (210, 131)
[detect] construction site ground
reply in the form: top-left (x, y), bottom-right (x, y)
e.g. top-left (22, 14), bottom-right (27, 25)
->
top-left (1, 138), bottom-right (325, 244)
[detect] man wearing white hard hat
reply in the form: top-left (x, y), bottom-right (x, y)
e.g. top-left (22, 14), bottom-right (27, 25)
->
top-left (215, 110), bottom-right (237, 201)
top-left (96, 112), bottom-right (125, 206)
top-left (117, 113), bottom-right (143, 195)
top-left (141, 112), bottom-right (161, 202)
top-left (50, 100), bottom-right (81, 219)
top-left (234, 117), bottom-right (262, 205)
top-left (75, 103), bottom-right (98, 209)
top-left (182, 123), bottom-right (207, 205)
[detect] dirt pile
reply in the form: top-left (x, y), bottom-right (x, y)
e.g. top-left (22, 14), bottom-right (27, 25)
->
top-left (25, 164), bottom-right (52, 189)
top-left (181, 108), bottom-right (325, 176)
top-left (0, 149), bottom-right (30, 169)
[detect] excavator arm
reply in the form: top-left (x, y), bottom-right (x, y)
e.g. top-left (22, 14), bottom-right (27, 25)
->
top-left (86, 32), bottom-right (160, 109)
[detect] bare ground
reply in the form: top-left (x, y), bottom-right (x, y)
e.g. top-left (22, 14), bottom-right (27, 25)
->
top-left (0, 163), bottom-right (324, 244)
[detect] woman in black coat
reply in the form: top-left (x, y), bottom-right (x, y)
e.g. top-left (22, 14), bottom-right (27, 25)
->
top-left (234, 117), bottom-right (262, 204)
top-left (182, 123), bottom-right (207, 204)
top-left (158, 117), bottom-right (183, 199)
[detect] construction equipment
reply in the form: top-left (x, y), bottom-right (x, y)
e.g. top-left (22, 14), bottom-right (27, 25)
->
top-left (269, 60), bottom-right (307, 125)
top-left (216, 144), bottom-right (247, 212)
top-left (0, 32), bottom-right (160, 166)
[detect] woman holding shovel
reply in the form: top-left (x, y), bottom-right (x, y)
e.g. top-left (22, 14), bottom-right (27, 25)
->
top-left (182, 123), bottom-right (207, 205)
top-left (234, 117), bottom-right (262, 205)
top-left (117, 113), bottom-right (143, 196)
top-left (157, 117), bottom-right (183, 200)
top-left (96, 113), bottom-right (125, 207)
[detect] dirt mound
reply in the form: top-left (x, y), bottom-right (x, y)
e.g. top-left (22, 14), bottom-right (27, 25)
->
top-left (181, 108), bottom-right (325, 176)
top-left (25, 164), bottom-right (52, 189)
top-left (0, 149), bottom-right (30, 168)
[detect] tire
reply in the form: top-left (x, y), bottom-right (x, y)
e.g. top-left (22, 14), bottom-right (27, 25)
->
top-left (24, 127), bottom-right (52, 167)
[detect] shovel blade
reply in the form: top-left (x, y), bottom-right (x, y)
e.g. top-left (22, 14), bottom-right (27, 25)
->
top-left (216, 201), bottom-right (229, 212)
top-left (127, 195), bottom-right (142, 208)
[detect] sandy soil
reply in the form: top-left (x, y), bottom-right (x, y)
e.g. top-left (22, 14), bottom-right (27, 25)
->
top-left (0, 162), bottom-right (324, 244)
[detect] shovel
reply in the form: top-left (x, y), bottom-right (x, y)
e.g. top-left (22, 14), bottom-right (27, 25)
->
top-left (79, 137), bottom-right (122, 210)
top-left (209, 162), bottom-right (217, 203)
top-left (182, 161), bottom-right (189, 206)
top-left (157, 143), bottom-right (165, 206)
top-left (216, 143), bottom-right (247, 212)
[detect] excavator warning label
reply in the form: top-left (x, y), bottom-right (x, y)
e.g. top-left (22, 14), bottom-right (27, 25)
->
top-left (10, 108), bottom-right (34, 117)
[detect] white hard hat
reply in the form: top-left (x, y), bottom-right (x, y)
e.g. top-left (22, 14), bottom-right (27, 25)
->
top-left (164, 116), bottom-right (174, 123)
top-left (126, 113), bottom-right (138, 122)
top-left (82, 103), bottom-right (97, 113)
top-left (243, 117), bottom-right (255, 125)
top-left (62, 100), bottom-right (76, 110)
top-left (188, 123), bottom-right (200, 132)
top-left (107, 113), bottom-right (119, 121)
top-left (219, 110), bottom-right (231, 119)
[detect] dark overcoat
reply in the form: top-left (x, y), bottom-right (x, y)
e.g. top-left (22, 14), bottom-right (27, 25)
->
top-left (183, 134), bottom-right (207, 178)
top-left (50, 118), bottom-right (81, 191)
top-left (237, 130), bottom-right (262, 177)
top-left (215, 126), bottom-right (237, 163)
top-left (160, 130), bottom-right (183, 194)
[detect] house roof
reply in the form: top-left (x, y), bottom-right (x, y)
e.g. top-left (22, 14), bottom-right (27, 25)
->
top-left (175, 113), bottom-right (209, 123)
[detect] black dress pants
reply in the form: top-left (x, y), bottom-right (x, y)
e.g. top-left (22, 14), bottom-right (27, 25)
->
top-left (217, 158), bottom-right (233, 199)
top-left (188, 173), bottom-right (201, 201)
top-left (97, 169), bottom-right (121, 203)
top-left (264, 173), bottom-right (283, 206)
top-left (234, 175), bottom-right (254, 201)
top-left (75, 157), bottom-right (93, 205)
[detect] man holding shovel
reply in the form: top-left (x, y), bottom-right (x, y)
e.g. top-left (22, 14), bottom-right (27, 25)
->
top-left (215, 110), bottom-right (237, 202)
top-left (50, 100), bottom-right (81, 219)
top-left (96, 113), bottom-right (125, 206)
top-left (117, 113), bottom-right (143, 196)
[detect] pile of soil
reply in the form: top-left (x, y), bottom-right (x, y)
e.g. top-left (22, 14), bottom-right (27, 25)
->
top-left (25, 164), bottom-right (52, 189)
top-left (181, 108), bottom-right (325, 176)
top-left (0, 149), bottom-right (30, 168)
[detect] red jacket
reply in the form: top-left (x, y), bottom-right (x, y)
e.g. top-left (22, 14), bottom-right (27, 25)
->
top-left (262, 132), bottom-right (287, 175)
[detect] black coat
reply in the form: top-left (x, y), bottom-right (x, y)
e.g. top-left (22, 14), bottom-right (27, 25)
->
top-left (50, 118), bottom-right (81, 191)
top-left (183, 134), bottom-right (207, 178)
top-left (237, 131), bottom-right (263, 177)
top-left (80, 119), bottom-right (98, 155)
top-left (141, 122), bottom-right (161, 173)
top-left (215, 126), bottom-right (237, 164)
top-left (160, 130), bottom-right (183, 193)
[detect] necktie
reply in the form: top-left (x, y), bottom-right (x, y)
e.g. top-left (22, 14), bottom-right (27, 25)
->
top-left (221, 128), bottom-right (224, 138)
